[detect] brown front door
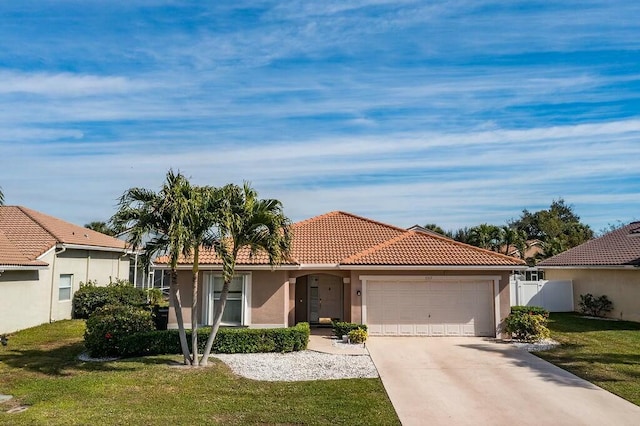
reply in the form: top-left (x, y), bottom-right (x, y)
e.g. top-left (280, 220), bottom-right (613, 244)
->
top-left (309, 274), bottom-right (342, 323)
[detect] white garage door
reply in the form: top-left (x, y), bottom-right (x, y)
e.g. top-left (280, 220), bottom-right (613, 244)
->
top-left (366, 280), bottom-right (494, 337)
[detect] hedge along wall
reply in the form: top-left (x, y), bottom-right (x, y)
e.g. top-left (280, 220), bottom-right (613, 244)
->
top-left (118, 322), bottom-right (310, 357)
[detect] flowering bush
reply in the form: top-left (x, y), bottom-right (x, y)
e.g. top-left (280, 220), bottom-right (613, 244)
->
top-left (348, 328), bottom-right (368, 344)
top-left (84, 304), bottom-right (155, 357)
top-left (504, 306), bottom-right (550, 342)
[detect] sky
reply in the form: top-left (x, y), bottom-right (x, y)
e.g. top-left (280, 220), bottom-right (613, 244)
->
top-left (1, 1), bottom-right (639, 234)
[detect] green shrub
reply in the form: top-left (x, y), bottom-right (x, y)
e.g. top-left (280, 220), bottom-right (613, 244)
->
top-left (504, 306), bottom-right (550, 342)
top-left (578, 293), bottom-right (613, 317)
top-left (510, 305), bottom-right (549, 317)
top-left (348, 328), bottom-right (368, 343)
top-left (84, 304), bottom-right (156, 357)
top-left (119, 322), bottom-right (310, 357)
top-left (332, 321), bottom-right (368, 339)
top-left (145, 288), bottom-right (165, 306)
top-left (73, 279), bottom-right (148, 319)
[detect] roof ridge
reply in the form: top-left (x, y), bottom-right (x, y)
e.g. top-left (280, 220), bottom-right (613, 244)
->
top-left (333, 211), bottom-right (409, 233)
top-left (293, 211), bottom-right (341, 227)
top-left (17, 205), bottom-right (60, 243)
top-left (424, 231), bottom-right (526, 264)
top-left (342, 231), bottom-right (413, 263)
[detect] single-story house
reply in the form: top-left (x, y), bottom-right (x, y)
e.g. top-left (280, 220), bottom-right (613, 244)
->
top-left (155, 211), bottom-right (525, 338)
top-left (0, 206), bottom-right (131, 334)
top-left (538, 221), bottom-right (640, 322)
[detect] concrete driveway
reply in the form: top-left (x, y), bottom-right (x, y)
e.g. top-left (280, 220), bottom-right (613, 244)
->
top-left (367, 337), bottom-right (640, 426)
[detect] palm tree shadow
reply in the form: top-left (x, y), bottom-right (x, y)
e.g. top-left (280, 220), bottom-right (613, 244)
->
top-left (0, 342), bottom-right (138, 376)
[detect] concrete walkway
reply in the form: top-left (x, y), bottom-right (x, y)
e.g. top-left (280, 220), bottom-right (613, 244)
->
top-left (307, 328), bottom-right (368, 355)
top-left (367, 337), bottom-right (640, 426)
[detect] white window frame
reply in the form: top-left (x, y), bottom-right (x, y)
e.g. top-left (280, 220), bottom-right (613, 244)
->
top-left (202, 272), bottom-right (251, 326)
top-left (59, 274), bottom-right (73, 301)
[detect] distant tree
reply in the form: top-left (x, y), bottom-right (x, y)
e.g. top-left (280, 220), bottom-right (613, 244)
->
top-left (509, 199), bottom-right (593, 260)
top-left (84, 221), bottom-right (120, 236)
top-left (597, 221), bottom-right (627, 237)
top-left (422, 223), bottom-right (448, 236)
top-left (451, 227), bottom-right (472, 244)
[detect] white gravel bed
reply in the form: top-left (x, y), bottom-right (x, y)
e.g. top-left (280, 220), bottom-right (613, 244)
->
top-left (511, 338), bottom-right (560, 352)
top-left (212, 350), bottom-right (378, 381)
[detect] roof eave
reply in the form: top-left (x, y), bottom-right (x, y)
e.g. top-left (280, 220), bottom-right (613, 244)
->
top-left (340, 265), bottom-right (527, 271)
top-left (538, 264), bottom-right (640, 270)
top-left (58, 243), bottom-right (129, 254)
top-left (0, 265), bottom-right (49, 271)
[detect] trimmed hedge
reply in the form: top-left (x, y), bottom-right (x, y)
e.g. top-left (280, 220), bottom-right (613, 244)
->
top-left (118, 322), bottom-right (310, 357)
top-left (85, 304), bottom-right (156, 357)
top-left (510, 305), bottom-right (549, 317)
top-left (73, 280), bottom-right (148, 319)
top-left (332, 321), bottom-right (367, 339)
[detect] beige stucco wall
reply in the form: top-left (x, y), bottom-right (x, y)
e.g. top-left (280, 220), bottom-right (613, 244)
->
top-left (0, 249), bottom-right (130, 334)
top-left (0, 259), bottom-right (52, 334)
top-left (545, 268), bottom-right (640, 322)
top-left (348, 269), bottom-right (512, 338)
top-left (167, 269), bottom-right (289, 329)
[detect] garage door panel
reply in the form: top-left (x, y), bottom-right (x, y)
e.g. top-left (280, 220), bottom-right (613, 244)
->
top-left (366, 280), bottom-right (494, 337)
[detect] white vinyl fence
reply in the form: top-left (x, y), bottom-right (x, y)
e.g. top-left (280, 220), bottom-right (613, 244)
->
top-left (510, 279), bottom-right (573, 312)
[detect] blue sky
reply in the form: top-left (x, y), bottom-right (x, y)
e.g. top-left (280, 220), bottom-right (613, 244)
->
top-left (1, 1), bottom-right (639, 233)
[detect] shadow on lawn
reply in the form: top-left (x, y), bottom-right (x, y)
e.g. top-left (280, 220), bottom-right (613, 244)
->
top-left (0, 342), bottom-right (139, 376)
top-left (548, 314), bottom-right (640, 333)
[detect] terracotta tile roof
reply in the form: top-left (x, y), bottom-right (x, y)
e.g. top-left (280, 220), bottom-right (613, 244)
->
top-left (538, 222), bottom-right (640, 267)
top-left (0, 206), bottom-right (126, 267)
top-left (155, 211), bottom-right (524, 268)
top-left (343, 231), bottom-right (523, 266)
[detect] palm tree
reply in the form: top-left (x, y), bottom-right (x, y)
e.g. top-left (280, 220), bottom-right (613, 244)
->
top-left (468, 224), bottom-right (501, 250)
top-left (499, 226), bottom-right (527, 257)
top-left (84, 221), bottom-right (120, 236)
top-left (183, 185), bottom-right (220, 364)
top-left (111, 170), bottom-right (194, 365)
top-left (199, 183), bottom-right (291, 366)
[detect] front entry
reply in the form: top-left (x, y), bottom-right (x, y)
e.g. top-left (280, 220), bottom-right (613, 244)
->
top-left (295, 274), bottom-right (343, 324)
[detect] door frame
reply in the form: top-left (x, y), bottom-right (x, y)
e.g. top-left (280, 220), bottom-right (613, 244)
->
top-left (307, 273), bottom-right (344, 324)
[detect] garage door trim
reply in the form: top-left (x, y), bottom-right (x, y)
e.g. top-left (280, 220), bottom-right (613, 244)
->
top-left (360, 275), bottom-right (502, 336)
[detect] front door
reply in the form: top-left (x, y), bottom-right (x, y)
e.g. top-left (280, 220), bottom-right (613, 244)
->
top-left (309, 274), bottom-right (342, 323)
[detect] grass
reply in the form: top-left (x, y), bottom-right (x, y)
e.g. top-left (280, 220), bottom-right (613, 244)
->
top-left (536, 312), bottom-right (640, 406)
top-left (0, 320), bottom-right (399, 425)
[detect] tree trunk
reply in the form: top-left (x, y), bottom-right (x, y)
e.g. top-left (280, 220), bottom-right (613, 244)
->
top-left (171, 268), bottom-right (193, 365)
top-left (191, 247), bottom-right (199, 366)
top-left (199, 278), bottom-right (230, 366)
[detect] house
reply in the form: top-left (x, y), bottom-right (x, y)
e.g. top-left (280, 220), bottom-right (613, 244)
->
top-left (0, 206), bottom-right (131, 334)
top-left (538, 222), bottom-right (640, 322)
top-left (154, 211), bottom-right (526, 338)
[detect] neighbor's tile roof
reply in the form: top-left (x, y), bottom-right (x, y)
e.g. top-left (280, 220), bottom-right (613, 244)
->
top-left (0, 206), bottom-right (126, 267)
top-left (156, 211), bottom-right (524, 267)
top-left (538, 222), bottom-right (640, 267)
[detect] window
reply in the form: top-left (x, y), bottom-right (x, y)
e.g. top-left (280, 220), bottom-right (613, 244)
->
top-left (202, 274), bottom-right (250, 326)
top-left (59, 274), bottom-right (73, 301)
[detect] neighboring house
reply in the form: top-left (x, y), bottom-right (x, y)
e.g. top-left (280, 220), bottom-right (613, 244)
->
top-left (407, 224), bottom-right (452, 239)
top-left (0, 206), bottom-right (131, 334)
top-left (538, 222), bottom-right (640, 322)
top-left (154, 211), bottom-right (525, 338)
top-left (501, 239), bottom-right (544, 262)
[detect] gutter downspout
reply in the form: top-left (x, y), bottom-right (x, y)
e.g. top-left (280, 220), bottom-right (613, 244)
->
top-left (49, 245), bottom-right (67, 323)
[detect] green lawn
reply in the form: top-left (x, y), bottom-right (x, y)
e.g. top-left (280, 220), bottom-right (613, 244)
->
top-left (536, 312), bottom-right (640, 406)
top-left (0, 320), bottom-right (399, 425)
